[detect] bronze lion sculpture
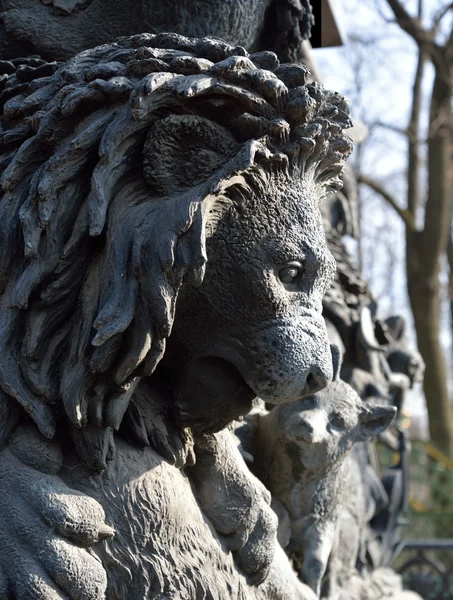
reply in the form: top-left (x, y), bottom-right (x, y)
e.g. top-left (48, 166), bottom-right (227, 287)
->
top-left (0, 33), bottom-right (352, 599)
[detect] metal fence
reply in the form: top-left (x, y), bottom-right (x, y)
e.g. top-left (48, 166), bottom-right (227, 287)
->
top-left (379, 439), bottom-right (453, 598)
top-left (396, 540), bottom-right (453, 600)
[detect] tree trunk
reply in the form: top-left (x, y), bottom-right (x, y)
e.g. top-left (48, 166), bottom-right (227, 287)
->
top-left (407, 243), bottom-right (453, 457)
top-left (407, 68), bottom-right (453, 458)
top-left (447, 235), bottom-right (453, 351)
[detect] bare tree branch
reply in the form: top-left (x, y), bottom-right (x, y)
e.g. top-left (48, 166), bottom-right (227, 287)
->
top-left (386, 0), bottom-right (429, 42)
top-left (384, 0), bottom-right (446, 73)
top-left (407, 44), bottom-right (425, 217)
top-left (421, 70), bottom-right (453, 272)
top-left (433, 2), bottom-right (453, 30)
top-left (369, 120), bottom-right (425, 144)
top-left (371, 120), bottom-right (409, 137)
top-left (357, 174), bottom-right (417, 232)
top-left (442, 22), bottom-right (453, 69)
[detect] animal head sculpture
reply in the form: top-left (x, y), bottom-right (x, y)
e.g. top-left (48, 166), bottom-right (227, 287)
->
top-left (0, 33), bottom-right (353, 467)
top-left (268, 352), bottom-right (396, 470)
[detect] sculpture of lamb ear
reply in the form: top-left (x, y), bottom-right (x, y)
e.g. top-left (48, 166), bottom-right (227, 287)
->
top-left (359, 405), bottom-right (397, 440)
top-left (330, 344), bottom-right (343, 381)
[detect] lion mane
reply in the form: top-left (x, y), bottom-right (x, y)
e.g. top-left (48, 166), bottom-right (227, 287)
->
top-left (0, 33), bottom-right (352, 468)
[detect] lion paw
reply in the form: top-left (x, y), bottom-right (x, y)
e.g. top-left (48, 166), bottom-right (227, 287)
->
top-left (234, 494), bottom-right (279, 585)
top-left (190, 429), bottom-right (278, 585)
top-left (0, 425), bottom-right (110, 600)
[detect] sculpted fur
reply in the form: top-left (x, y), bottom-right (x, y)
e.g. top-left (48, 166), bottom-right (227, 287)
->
top-left (0, 33), bottom-right (352, 599)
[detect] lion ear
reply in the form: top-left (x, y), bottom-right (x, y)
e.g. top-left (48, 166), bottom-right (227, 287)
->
top-left (142, 115), bottom-right (240, 195)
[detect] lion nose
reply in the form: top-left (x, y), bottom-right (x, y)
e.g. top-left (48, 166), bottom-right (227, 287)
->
top-left (305, 365), bottom-right (330, 394)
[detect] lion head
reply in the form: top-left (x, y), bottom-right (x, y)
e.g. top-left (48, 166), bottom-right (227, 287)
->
top-left (0, 33), bottom-right (352, 469)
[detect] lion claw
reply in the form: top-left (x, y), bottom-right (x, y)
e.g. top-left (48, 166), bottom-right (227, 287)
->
top-left (0, 427), bottom-right (109, 600)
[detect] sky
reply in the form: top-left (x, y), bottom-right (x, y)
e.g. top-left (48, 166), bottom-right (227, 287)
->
top-left (310, 0), bottom-right (452, 424)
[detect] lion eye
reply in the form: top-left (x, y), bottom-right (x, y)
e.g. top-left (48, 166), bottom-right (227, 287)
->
top-left (278, 261), bottom-right (304, 284)
top-left (329, 414), bottom-right (345, 432)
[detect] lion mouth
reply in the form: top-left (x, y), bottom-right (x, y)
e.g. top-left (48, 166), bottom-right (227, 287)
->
top-left (173, 356), bottom-right (257, 433)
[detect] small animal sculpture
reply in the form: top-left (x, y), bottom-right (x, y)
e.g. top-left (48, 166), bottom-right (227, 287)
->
top-left (252, 351), bottom-right (396, 597)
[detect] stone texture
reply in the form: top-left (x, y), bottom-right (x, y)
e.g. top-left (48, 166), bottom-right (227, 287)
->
top-left (0, 33), bottom-right (354, 599)
top-left (0, 0), bottom-right (313, 61)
